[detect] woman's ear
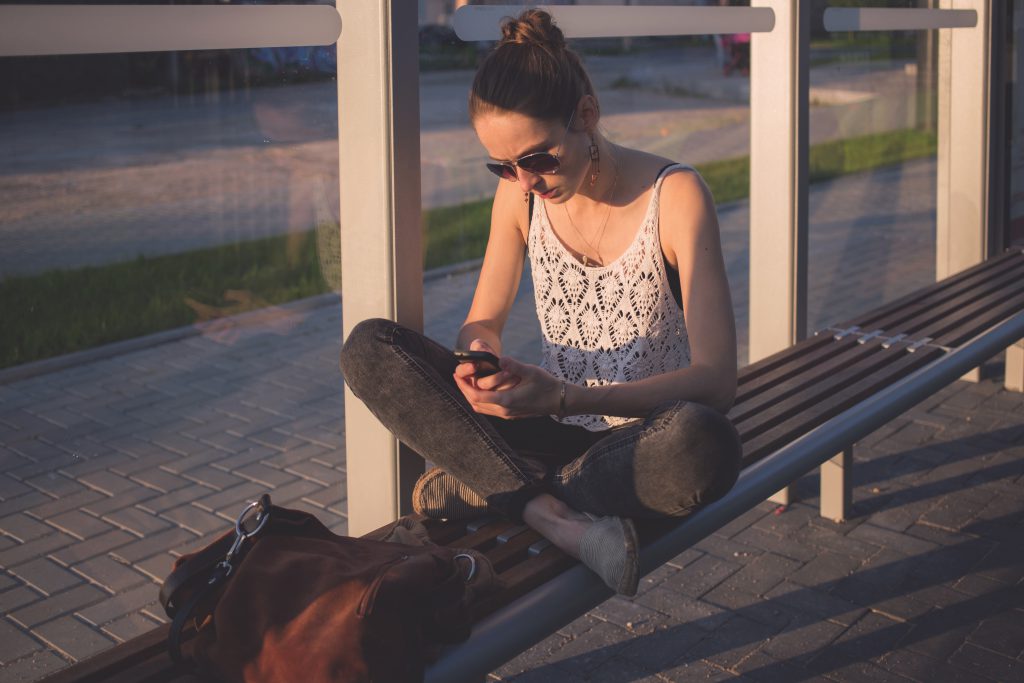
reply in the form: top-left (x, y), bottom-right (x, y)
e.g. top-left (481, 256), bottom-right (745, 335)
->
top-left (577, 94), bottom-right (601, 132)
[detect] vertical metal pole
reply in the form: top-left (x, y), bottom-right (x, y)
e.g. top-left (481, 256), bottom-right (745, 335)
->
top-left (1007, 340), bottom-right (1024, 392)
top-left (820, 448), bottom-right (852, 522)
top-left (339, 1), bottom-right (424, 535)
top-left (750, 0), bottom-right (809, 506)
top-left (937, 0), bottom-right (991, 384)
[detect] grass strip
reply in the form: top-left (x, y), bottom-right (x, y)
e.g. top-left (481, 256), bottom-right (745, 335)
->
top-left (1, 127), bottom-right (936, 370)
top-left (1, 232), bottom-right (330, 369)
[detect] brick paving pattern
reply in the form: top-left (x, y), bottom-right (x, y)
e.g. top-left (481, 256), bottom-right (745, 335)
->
top-left (0, 174), bottom-right (1019, 681)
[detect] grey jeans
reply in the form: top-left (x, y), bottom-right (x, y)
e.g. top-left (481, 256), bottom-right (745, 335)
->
top-left (340, 318), bottom-right (742, 523)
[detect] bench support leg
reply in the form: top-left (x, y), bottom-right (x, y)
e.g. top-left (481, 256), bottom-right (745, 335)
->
top-left (768, 486), bottom-right (794, 507)
top-left (820, 448), bottom-right (852, 523)
top-left (1006, 340), bottom-right (1024, 393)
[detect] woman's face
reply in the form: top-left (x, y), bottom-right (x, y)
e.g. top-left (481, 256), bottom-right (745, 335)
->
top-left (473, 109), bottom-right (588, 203)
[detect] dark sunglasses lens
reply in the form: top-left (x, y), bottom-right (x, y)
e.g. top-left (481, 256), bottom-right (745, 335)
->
top-left (486, 163), bottom-right (517, 181)
top-left (517, 153), bottom-right (559, 175)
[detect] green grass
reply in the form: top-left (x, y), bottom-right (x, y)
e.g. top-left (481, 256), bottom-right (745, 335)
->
top-left (1, 127), bottom-right (937, 369)
top-left (1, 232), bottom-right (331, 369)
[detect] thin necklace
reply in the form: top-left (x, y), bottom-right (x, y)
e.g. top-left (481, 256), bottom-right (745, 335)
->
top-left (564, 153), bottom-right (619, 267)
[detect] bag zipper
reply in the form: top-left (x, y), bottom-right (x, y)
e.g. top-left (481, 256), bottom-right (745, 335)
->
top-left (356, 554), bottom-right (408, 617)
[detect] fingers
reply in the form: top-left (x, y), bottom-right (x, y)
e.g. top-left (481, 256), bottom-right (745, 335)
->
top-left (453, 362), bottom-right (476, 380)
top-left (454, 372), bottom-right (534, 419)
top-left (474, 370), bottom-right (521, 392)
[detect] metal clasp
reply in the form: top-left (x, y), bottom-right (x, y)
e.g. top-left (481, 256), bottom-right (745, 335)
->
top-left (218, 498), bottom-right (271, 577)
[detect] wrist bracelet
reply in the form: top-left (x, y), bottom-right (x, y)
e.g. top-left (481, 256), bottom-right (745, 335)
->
top-left (557, 381), bottom-right (567, 418)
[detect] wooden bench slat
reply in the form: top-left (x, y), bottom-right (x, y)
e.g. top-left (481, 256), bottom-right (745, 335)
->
top-left (737, 334), bottom-right (835, 387)
top-left (740, 346), bottom-right (945, 465)
top-left (734, 340), bottom-right (909, 440)
top-left (935, 289), bottom-right (1024, 348)
top-left (732, 338), bottom-right (866, 422)
top-left (875, 266), bottom-right (1024, 342)
top-left (737, 252), bottom-right (1022, 396)
top-left (844, 249), bottom-right (1023, 330)
top-left (483, 528), bottom-right (546, 573)
top-left (733, 256), bottom-right (1024, 414)
top-left (734, 337), bottom-right (858, 406)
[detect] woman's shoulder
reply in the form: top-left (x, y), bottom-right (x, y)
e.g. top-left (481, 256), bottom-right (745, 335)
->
top-left (616, 149), bottom-right (704, 206)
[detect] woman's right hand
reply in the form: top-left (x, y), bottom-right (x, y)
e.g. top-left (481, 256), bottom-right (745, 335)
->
top-left (454, 339), bottom-right (520, 393)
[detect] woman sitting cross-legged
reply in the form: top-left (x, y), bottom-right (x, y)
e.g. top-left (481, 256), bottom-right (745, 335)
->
top-left (340, 8), bottom-right (742, 597)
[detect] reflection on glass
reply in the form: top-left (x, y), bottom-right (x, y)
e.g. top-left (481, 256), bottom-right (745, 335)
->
top-left (0, 42), bottom-right (344, 679)
top-left (0, 47), bottom-right (340, 366)
top-left (807, 0), bottom-right (938, 333)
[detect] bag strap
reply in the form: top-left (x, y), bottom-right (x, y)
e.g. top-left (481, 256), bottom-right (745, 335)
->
top-left (162, 494), bottom-right (272, 665)
top-left (159, 531), bottom-right (235, 615)
top-left (160, 494), bottom-right (272, 615)
top-left (167, 563), bottom-right (231, 665)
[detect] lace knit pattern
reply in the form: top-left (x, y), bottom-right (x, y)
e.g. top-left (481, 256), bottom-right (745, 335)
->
top-left (528, 164), bottom-right (692, 431)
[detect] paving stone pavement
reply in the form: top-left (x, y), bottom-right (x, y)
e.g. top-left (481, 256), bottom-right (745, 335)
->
top-left (0, 161), bottom-right (1020, 681)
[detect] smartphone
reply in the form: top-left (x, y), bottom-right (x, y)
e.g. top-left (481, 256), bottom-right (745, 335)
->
top-left (453, 349), bottom-right (501, 377)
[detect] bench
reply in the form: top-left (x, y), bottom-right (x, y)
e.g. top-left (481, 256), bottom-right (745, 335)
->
top-left (41, 247), bottom-right (1024, 683)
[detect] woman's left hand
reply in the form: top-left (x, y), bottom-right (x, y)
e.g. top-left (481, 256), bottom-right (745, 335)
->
top-left (454, 356), bottom-right (561, 419)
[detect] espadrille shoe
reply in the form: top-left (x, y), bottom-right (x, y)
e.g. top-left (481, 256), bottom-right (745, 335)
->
top-left (412, 467), bottom-right (489, 520)
top-left (578, 514), bottom-right (640, 597)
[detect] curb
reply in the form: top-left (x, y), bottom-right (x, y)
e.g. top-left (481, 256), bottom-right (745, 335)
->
top-left (0, 257), bottom-right (489, 387)
top-left (0, 291), bottom-right (341, 386)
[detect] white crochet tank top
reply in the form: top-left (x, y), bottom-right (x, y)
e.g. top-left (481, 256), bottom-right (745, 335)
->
top-left (528, 164), bottom-right (692, 431)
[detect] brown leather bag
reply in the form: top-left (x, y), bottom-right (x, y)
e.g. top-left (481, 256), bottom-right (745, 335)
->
top-left (159, 494), bottom-right (478, 683)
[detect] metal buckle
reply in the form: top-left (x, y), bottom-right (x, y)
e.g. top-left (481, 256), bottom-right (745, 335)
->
top-left (857, 329), bottom-right (885, 344)
top-left (830, 325), bottom-right (861, 341)
top-left (453, 553), bottom-right (477, 583)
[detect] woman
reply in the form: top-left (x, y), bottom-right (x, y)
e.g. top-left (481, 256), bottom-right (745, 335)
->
top-left (341, 9), bottom-right (741, 597)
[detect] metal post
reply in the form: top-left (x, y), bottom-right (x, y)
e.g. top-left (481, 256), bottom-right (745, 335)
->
top-left (820, 448), bottom-right (852, 522)
top-left (1007, 340), bottom-right (1024, 392)
top-left (339, 1), bottom-right (424, 535)
top-left (937, 0), bottom-right (991, 383)
top-left (750, 0), bottom-right (809, 506)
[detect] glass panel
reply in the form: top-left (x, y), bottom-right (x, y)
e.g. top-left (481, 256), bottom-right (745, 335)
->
top-left (807, 0), bottom-right (938, 333)
top-left (1010, 0), bottom-right (1024, 247)
top-left (0, 23), bottom-right (342, 680)
top-left (419, 0), bottom-right (752, 363)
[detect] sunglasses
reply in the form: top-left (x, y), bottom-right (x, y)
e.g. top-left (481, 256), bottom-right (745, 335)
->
top-left (485, 110), bottom-right (575, 182)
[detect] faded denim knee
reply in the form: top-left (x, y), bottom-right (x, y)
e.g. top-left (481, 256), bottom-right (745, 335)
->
top-left (644, 401), bottom-right (742, 516)
top-left (339, 318), bottom-right (398, 398)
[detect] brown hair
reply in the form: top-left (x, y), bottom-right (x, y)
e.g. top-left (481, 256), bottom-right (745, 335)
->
top-left (468, 8), bottom-right (596, 125)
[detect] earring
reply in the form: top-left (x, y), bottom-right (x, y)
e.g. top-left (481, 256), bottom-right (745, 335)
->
top-left (524, 192), bottom-right (529, 203)
top-left (588, 134), bottom-right (600, 187)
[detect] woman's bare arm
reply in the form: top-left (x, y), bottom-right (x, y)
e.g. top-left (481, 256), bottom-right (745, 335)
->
top-left (456, 180), bottom-right (528, 355)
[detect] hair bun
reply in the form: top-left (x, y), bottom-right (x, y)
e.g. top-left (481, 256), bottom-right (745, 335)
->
top-left (500, 9), bottom-right (565, 52)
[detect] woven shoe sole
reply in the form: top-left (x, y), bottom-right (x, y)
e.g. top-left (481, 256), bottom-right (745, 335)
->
top-left (578, 514), bottom-right (640, 596)
top-left (412, 467), bottom-right (489, 520)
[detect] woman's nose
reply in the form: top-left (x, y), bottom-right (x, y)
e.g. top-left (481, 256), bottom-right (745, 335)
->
top-left (518, 170), bottom-right (540, 194)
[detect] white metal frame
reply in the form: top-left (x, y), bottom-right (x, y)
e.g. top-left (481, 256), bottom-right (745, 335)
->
top-left (0, 5), bottom-right (340, 55)
top-left (339, 2), bottom-right (424, 535)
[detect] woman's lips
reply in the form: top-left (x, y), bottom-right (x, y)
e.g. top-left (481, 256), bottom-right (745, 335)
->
top-left (535, 189), bottom-right (557, 199)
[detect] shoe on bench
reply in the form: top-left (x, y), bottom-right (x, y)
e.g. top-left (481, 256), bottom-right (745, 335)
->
top-left (578, 514), bottom-right (640, 597)
top-left (412, 467), bottom-right (489, 520)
